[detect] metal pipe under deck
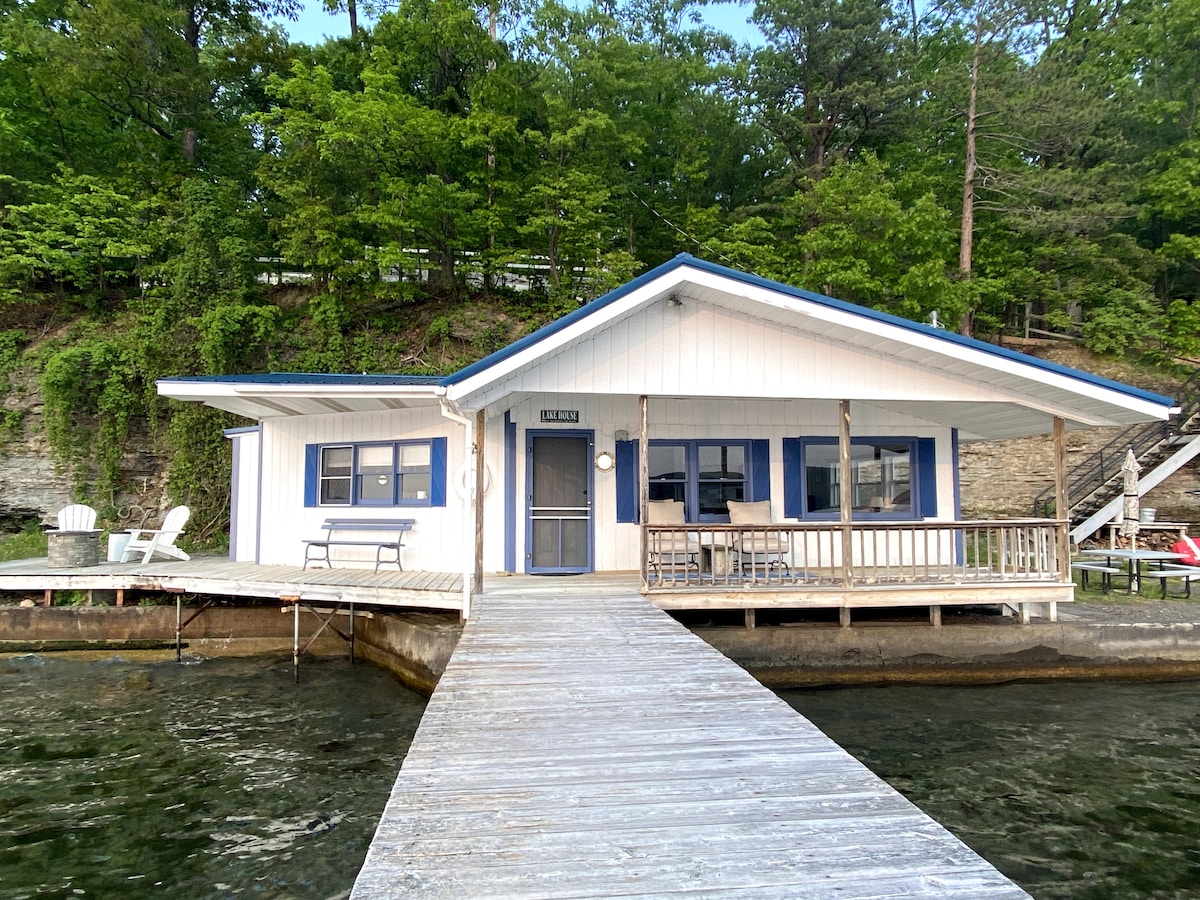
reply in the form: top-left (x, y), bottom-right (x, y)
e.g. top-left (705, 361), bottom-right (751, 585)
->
top-left (351, 586), bottom-right (1030, 898)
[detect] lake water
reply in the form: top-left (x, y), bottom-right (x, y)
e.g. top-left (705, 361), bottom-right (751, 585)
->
top-left (779, 681), bottom-right (1200, 899)
top-left (0, 653), bottom-right (426, 899)
top-left (5, 654), bottom-right (1199, 899)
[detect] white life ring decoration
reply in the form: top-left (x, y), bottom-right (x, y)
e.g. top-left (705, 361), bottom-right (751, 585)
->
top-left (453, 462), bottom-right (493, 500)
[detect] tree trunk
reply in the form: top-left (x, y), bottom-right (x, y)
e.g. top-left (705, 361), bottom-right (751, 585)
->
top-left (348, 0), bottom-right (358, 38)
top-left (958, 27), bottom-right (981, 337)
top-left (483, 0), bottom-right (496, 293)
top-left (182, 4), bottom-right (202, 163)
top-left (182, 127), bottom-right (198, 162)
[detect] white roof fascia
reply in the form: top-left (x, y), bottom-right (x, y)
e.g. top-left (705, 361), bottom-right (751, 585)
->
top-left (158, 380), bottom-right (446, 404)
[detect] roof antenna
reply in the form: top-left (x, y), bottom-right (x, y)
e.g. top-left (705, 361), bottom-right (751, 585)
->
top-left (929, 310), bottom-right (940, 329)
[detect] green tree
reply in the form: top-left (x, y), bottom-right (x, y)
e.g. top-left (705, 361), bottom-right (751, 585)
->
top-left (749, 0), bottom-right (904, 181)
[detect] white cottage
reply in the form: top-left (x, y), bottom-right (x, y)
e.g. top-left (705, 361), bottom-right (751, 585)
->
top-left (159, 255), bottom-right (1175, 621)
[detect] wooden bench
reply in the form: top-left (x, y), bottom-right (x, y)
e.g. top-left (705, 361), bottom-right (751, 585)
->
top-left (1071, 561), bottom-right (1122, 593)
top-left (302, 518), bottom-right (415, 572)
top-left (1142, 565), bottom-right (1200, 599)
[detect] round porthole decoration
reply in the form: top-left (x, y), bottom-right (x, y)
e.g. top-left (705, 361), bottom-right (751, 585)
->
top-left (595, 451), bottom-right (616, 472)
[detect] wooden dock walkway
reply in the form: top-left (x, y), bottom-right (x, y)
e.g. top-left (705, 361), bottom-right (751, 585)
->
top-left (0, 557), bottom-right (463, 610)
top-left (352, 586), bottom-right (1029, 898)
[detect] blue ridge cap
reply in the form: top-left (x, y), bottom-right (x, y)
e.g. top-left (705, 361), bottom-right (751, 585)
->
top-left (445, 253), bottom-right (1176, 408)
top-left (161, 373), bottom-right (444, 386)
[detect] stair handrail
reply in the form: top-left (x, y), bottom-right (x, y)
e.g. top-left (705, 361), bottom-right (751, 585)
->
top-left (1032, 367), bottom-right (1200, 517)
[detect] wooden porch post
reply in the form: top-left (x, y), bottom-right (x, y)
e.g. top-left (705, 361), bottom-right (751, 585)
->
top-left (474, 408), bottom-right (486, 594)
top-left (839, 399), bottom-right (853, 628)
top-left (639, 395), bottom-right (649, 590)
top-left (1053, 415), bottom-right (1070, 584)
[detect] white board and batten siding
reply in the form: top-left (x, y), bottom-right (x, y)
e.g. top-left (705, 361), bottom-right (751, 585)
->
top-left (254, 406), bottom-right (472, 573)
top-left (239, 397), bottom-right (956, 575)
top-left (466, 299), bottom-right (1030, 414)
top-left (489, 393), bottom-right (956, 574)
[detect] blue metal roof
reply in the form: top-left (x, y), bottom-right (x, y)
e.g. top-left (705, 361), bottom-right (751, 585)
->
top-left (445, 253), bottom-right (1176, 408)
top-left (165, 373), bottom-right (443, 386)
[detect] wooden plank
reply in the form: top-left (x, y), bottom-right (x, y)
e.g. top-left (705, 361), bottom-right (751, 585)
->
top-left (474, 407), bottom-right (485, 594)
top-left (639, 393), bottom-right (649, 590)
top-left (0, 556), bottom-right (465, 613)
top-left (351, 588), bottom-right (1028, 899)
top-left (839, 398), bottom-right (853, 592)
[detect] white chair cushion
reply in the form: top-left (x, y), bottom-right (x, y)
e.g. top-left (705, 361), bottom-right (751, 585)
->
top-left (727, 500), bottom-right (772, 525)
top-left (647, 500), bottom-right (686, 525)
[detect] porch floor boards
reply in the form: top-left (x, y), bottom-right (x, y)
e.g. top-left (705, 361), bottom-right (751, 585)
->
top-left (0, 557), bottom-right (464, 610)
top-left (351, 588), bottom-right (1029, 899)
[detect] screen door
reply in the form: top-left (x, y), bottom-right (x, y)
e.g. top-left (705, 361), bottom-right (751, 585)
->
top-left (527, 433), bottom-right (592, 573)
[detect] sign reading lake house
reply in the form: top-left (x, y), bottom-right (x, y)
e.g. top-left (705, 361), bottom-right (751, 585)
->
top-left (540, 409), bottom-right (580, 423)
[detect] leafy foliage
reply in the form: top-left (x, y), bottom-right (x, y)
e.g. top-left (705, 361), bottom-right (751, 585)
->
top-left (4, 0), bottom-right (1200, 542)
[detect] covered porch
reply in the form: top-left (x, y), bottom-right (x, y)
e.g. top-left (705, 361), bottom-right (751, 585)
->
top-left (625, 395), bottom-right (1075, 626)
top-left (643, 518), bottom-right (1069, 625)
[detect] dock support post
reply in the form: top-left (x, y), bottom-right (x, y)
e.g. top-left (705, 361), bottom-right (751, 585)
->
top-left (291, 598), bottom-right (301, 682)
top-left (349, 603), bottom-right (355, 663)
top-left (839, 399), bottom-right (853, 588)
top-left (839, 606), bottom-right (851, 628)
top-left (176, 595), bottom-right (183, 661)
top-left (475, 408), bottom-right (486, 597)
top-left (43, 589), bottom-right (51, 607)
top-left (744, 609), bottom-right (756, 629)
top-left (639, 395), bottom-right (649, 591)
top-left (1053, 416), bottom-right (1071, 584)
top-left (930, 605), bottom-right (942, 627)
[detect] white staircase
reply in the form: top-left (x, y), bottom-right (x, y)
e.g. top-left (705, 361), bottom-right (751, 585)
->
top-left (1071, 434), bottom-right (1200, 544)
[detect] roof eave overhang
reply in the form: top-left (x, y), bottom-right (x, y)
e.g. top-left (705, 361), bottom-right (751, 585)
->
top-left (157, 380), bottom-right (447, 419)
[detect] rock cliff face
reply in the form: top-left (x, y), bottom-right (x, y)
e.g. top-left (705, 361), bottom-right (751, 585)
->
top-left (959, 428), bottom-right (1200, 521)
top-left (0, 373), bottom-right (169, 531)
top-left (958, 345), bottom-right (1200, 522)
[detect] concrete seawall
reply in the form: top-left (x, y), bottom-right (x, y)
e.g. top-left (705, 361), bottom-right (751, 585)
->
top-left (0, 606), bottom-right (462, 694)
top-left (5, 606), bottom-right (1200, 690)
top-left (697, 620), bottom-right (1200, 686)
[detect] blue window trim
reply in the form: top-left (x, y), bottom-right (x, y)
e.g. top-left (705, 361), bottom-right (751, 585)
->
top-left (788, 437), bottom-right (930, 521)
top-left (620, 438), bottom-right (766, 523)
top-left (304, 438), bottom-right (447, 508)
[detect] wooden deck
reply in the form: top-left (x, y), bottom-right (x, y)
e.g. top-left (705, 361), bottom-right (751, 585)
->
top-left (0, 557), bottom-right (464, 610)
top-left (352, 586), bottom-right (1029, 898)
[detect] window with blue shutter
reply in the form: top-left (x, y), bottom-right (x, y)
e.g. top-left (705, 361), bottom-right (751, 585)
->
top-left (614, 439), bottom-right (768, 523)
top-left (783, 437), bottom-right (936, 519)
top-left (302, 438), bottom-right (448, 507)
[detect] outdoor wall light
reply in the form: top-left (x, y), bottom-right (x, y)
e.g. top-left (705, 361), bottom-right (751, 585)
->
top-left (595, 451), bottom-right (616, 472)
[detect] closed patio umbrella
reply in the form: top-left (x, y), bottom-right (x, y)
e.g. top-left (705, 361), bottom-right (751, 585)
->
top-left (1120, 448), bottom-right (1142, 547)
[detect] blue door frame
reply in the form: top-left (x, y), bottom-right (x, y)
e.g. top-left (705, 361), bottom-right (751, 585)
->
top-left (525, 429), bottom-right (594, 574)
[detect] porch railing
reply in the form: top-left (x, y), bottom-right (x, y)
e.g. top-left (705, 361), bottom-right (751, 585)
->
top-left (642, 519), bottom-right (1069, 589)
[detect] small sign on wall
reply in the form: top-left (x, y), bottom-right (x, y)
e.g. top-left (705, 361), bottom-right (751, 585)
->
top-left (540, 409), bottom-right (580, 423)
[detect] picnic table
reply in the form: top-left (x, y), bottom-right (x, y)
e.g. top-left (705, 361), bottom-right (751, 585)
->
top-left (1078, 548), bottom-right (1198, 596)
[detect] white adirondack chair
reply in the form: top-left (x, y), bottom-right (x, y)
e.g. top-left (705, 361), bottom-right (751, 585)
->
top-left (53, 504), bottom-right (98, 532)
top-left (121, 506), bottom-right (191, 563)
